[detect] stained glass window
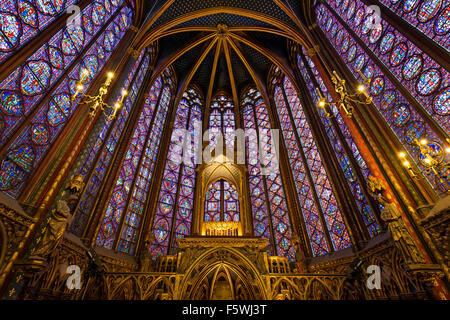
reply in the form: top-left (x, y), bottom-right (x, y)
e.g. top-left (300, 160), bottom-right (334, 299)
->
top-left (204, 179), bottom-right (240, 222)
top-left (0, 1), bottom-right (127, 147)
top-left (0, 0), bottom-right (82, 63)
top-left (321, 1), bottom-right (449, 134)
top-left (96, 69), bottom-right (174, 253)
top-left (376, 0), bottom-right (449, 51)
top-left (209, 94), bottom-right (235, 151)
top-left (70, 51), bottom-right (149, 236)
top-left (272, 70), bottom-right (351, 256)
top-left (0, 1), bottom-right (131, 198)
top-left (316, 2), bottom-right (449, 195)
top-left (242, 88), bottom-right (295, 259)
top-left (151, 87), bottom-right (202, 257)
top-left (297, 49), bottom-right (381, 237)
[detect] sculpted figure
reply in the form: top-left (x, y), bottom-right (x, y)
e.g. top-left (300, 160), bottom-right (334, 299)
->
top-left (367, 175), bottom-right (425, 264)
top-left (139, 236), bottom-right (155, 272)
top-left (292, 237), bottom-right (307, 272)
top-left (31, 175), bottom-right (84, 259)
top-left (377, 195), bottom-right (425, 264)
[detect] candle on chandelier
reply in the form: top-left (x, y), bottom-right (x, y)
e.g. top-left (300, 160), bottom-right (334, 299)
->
top-left (72, 69), bottom-right (90, 100)
top-left (120, 90), bottom-right (128, 104)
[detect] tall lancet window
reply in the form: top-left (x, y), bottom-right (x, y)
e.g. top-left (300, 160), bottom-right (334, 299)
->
top-left (96, 70), bottom-right (174, 254)
top-left (272, 71), bottom-right (351, 256)
top-left (242, 88), bottom-right (295, 259)
top-left (209, 94), bottom-right (235, 152)
top-left (319, 0), bottom-right (449, 132)
top-left (0, 0), bottom-right (133, 198)
top-left (316, 1), bottom-right (449, 195)
top-left (70, 51), bottom-right (151, 236)
top-left (375, 0), bottom-right (449, 51)
top-left (297, 49), bottom-right (381, 237)
top-left (151, 87), bottom-right (202, 257)
top-left (205, 179), bottom-right (240, 222)
top-left (0, 0), bottom-right (81, 63)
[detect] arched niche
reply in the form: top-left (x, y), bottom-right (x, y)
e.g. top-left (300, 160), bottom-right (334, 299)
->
top-left (192, 155), bottom-right (252, 236)
top-left (177, 247), bottom-right (267, 300)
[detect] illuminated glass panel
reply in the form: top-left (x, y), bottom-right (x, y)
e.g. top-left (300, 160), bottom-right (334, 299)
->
top-left (273, 84), bottom-right (329, 256)
top-left (223, 180), bottom-right (240, 222)
top-left (171, 90), bottom-right (202, 250)
top-left (297, 51), bottom-right (380, 237)
top-left (70, 52), bottom-right (149, 236)
top-left (0, 0), bottom-right (82, 63)
top-left (204, 179), bottom-right (240, 222)
top-left (151, 88), bottom-right (202, 257)
top-left (116, 85), bottom-right (171, 254)
top-left (0, 0), bottom-right (127, 148)
top-left (205, 180), bottom-right (221, 222)
top-left (316, 4), bottom-right (448, 195)
top-left (96, 71), bottom-right (172, 250)
top-left (243, 88), bottom-right (295, 259)
top-left (376, 0), bottom-right (449, 51)
top-left (209, 94), bottom-right (235, 151)
top-left (283, 77), bottom-right (351, 251)
top-left (0, 5), bottom-right (132, 198)
top-left (323, 0), bottom-right (449, 134)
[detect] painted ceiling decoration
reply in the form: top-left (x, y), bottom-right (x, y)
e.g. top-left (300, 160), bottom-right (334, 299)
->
top-left (132, 0), bottom-right (314, 104)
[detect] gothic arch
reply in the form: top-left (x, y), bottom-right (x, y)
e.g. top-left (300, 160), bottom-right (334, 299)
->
top-left (134, 7), bottom-right (311, 50)
top-left (193, 160), bottom-right (251, 235)
top-left (177, 247), bottom-right (267, 300)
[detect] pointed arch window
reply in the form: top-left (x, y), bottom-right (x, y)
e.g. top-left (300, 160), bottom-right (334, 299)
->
top-left (70, 51), bottom-right (151, 236)
top-left (316, 2), bottom-right (449, 195)
top-left (0, 0), bottom-right (84, 63)
top-left (209, 94), bottom-right (235, 151)
top-left (96, 69), bottom-right (174, 254)
top-left (242, 88), bottom-right (295, 259)
top-left (151, 87), bottom-right (203, 257)
top-left (297, 50), bottom-right (381, 237)
top-left (272, 71), bottom-right (351, 256)
top-left (205, 179), bottom-right (240, 222)
top-left (0, 1), bottom-right (133, 198)
top-left (372, 0), bottom-right (449, 51)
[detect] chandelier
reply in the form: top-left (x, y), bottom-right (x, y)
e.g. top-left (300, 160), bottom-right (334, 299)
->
top-left (71, 69), bottom-right (127, 121)
top-left (399, 138), bottom-right (450, 193)
top-left (316, 70), bottom-right (373, 118)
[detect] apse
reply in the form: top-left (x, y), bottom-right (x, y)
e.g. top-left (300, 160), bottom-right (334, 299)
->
top-left (0, 0), bottom-right (448, 302)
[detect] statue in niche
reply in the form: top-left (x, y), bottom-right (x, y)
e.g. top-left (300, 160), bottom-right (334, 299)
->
top-left (367, 176), bottom-right (425, 264)
top-left (377, 195), bottom-right (426, 264)
top-left (139, 235), bottom-right (155, 272)
top-left (30, 175), bottom-right (84, 260)
top-left (292, 236), bottom-right (307, 273)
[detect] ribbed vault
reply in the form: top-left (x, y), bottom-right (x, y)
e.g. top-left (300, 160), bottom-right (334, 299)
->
top-left (133, 0), bottom-right (315, 102)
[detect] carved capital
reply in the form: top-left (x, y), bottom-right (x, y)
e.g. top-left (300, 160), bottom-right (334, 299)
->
top-left (127, 48), bottom-right (141, 59)
top-left (305, 45), bottom-right (320, 57)
top-left (308, 23), bottom-right (318, 30)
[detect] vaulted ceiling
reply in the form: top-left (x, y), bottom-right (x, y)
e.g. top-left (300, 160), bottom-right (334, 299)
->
top-left (133, 0), bottom-right (316, 105)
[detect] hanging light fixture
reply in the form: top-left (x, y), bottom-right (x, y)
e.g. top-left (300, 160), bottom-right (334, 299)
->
top-left (316, 70), bottom-right (373, 118)
top-left (72, 69), bottom-right (127, 121)
top-left (399, 138), bottom-right (450, 193)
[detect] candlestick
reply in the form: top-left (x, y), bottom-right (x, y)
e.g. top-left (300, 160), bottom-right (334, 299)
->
top-left (332, 70), bottom-right (341, 82)
top-left (72, 69), bottom-right (90, 100)
top-left (120, 90), bottom-right (128, 104)
top-left (316, 87), bottom-right (324, 99)
top-left (109, 102), bottom-right (122, 120)
top-left (357, 69), bottom-right (371, 85)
